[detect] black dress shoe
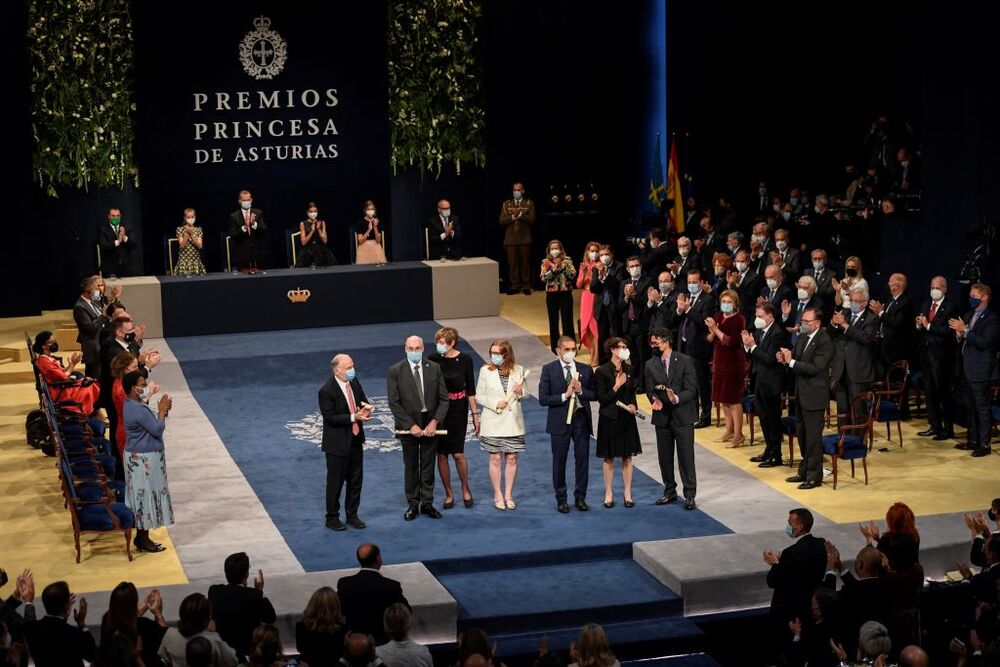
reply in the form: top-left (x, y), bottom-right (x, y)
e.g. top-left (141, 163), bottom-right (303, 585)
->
top-left (749, 454), bottom-right (767, 463)
top-left (575, 499), bottom-right (589, 511)
top-left (694, 419), bottom-right (711, 429)
top-left (557, 502), bottom-right (570, 514)
top-left (786, 475), bottom-right (805, 483)
top-left (972, 447), bottom-right (992, 458)
top-left (916, 428), bottom-right (939, 437)
top-left (798, 480), bottom-right (821, 490)
top-left (955, 443), bottom-right (975, 451)
top-left (934, 431), bottom-right (955, 441)
top-left (421, 505), bottom-right (442, 519)
top-left (684, 498), bottom-right (696, 510)
top-left (135, 540), bottom-right (166, 552)
top-left (346, 516), bottom-right (366, 529)
top-left (325, 519), bottom-right (347, 531)
top-left (603, 500), bottom-right (615, 508)
top-left (624, 499), bottom-right (635, 508)
top-left (522, 288), bottom-right (532, 295)
top-left (463, 496), bottom-right (474, 508)
top-left (506, 289), bottom-right (518, 296)
top-left (655, 494), bottom-right (678, 505)
top-left (404, 506), bottom-right (418, 521)
top-left (758, 459), bottom-right (782, 468)
top-left (443, 499), bottom-right (455, 510)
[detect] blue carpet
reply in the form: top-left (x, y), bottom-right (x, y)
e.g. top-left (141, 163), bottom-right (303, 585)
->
top-left (168, 322), bottom-right (730, 571)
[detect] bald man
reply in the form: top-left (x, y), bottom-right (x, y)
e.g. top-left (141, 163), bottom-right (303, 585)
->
top-left (337, 545), bottom-right (408, 646)
top-left (319, 354), bottom-right (372, 531)
top-left (426, 199), bottom-right (462, 260)
top-left (870, 272), bottom-right (914, 381)
top-left (915, 276), bottom-right (958, 439)
top-left (387, 336), bottom-right (450, 520)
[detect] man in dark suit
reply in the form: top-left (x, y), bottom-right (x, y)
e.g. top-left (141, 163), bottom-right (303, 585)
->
top-left (778, 308), bottom-right (834, 489)
top-left (619, 256), bottom-right (656, 389)
top-left (803, 248), bottom-right (836, 305)
top-left (668, 235), bottom-right (701, 284)
top-left (538, 336), bottom-right (597, 513)
top-left (96, 207), bottom-right (135, 277)
top-left (23, 581), bottom-right (95, 667)
top-left (208, 552), bottom-right (277, 663)
top-left (781, 275), bottom-right (826, 346)
top-left (646, 270), bottom-right (679, 332)
top-left (668, 269), bottom-right (717, 427)
top-left (764, 508), bottom-right (827, 629)
top-left (729, 249), bottom-right (763, 326)
top-left (822, 544), bottom-right (891, 656)
top-left (319, 353), bottom-right (372, 531)
top-left (590, 245), bottom-right (625, 364)
top-left (387, 335), bottom-right (450, 520)
top-left (694, 215), bottom-right (725, 270)
top-left (748, 222), bottom-right (773, 280)
top-left (72, 276), bottom-right (110, 378)
top-left (641, 227), bottom-right (675, 276)
top-left (772, 229), bottom-right (801, 282)
top-left (830, 289), bottom-right (879, 426)
top-left (743, 303), bottom-right (790, 468)
top-left (426, 199), bottom-right (462, 260)
top-left (760, 264), bottom-right (796, 313)
top-left (646, 327), bottom-right (699, 510)
top-left (228, 189), bottom-right (267, 272)
top-left (915, 276), bottom-right (959, 440)
top-left (871, 273), bottom-right (915, 376)
top-left (950, 283), bottom-right (999, 457)
top-left (337, 543), bottom-right (409, 645)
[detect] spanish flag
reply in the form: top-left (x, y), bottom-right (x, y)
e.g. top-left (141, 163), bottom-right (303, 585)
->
top-left (666, 136), bottom-right (684, 232)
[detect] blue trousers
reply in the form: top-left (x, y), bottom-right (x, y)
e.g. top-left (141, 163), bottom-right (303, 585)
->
top-left (550, 409), bottom-right (591, 502)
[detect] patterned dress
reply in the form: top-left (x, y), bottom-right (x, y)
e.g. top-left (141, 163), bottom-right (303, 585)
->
top-left (123, 399), bottom-right (175, 530)
top-left (175, 225), bottom-right (207, 275)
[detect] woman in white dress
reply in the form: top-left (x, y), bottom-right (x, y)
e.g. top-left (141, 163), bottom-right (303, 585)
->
top-left (476, 338), bottom-right (528, 511)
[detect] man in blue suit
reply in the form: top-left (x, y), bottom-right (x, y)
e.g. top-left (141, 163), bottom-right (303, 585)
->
top-left (949, 283), bottom-right (999, 457)
top-left (538, 336), bottom-right (597, 513)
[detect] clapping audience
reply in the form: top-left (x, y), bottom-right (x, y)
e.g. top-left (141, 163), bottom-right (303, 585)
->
top-left (207, 552), bottom-right (277, 663)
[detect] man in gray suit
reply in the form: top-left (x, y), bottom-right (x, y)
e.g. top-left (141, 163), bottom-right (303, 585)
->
top-left (778, 308), bottom-right (834, 489)
top-left (645, 327), bottom-right (700, 510)
top-left (387, 336), bottom-right (449, 521)
top-left (829, 288), bottom-right (878, 426)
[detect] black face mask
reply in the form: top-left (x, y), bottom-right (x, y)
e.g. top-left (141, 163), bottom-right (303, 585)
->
top-left (989, 508), bottom-right (998, 522)
top-left (124, 332), bottom-right (137, 342)
top-left (48, 342), bottom-right (59, 353)
top-left (845, 268), bottom-right (858, 278)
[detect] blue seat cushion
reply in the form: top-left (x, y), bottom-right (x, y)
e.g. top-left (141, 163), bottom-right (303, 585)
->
top-left (743, 395), bottom-right (756, 413)
top-left (991, 405), bottom-right (1000, 424)
top-left (910, 371), bottom-right (923, 386)
top-left (780, 416), bottom-right (797, 434)
top-left (76, 502), bottom-right (135, 531)
top-left (822, 434), bottom-right (867, 459)
top-left (77, 480), bottom-right (125, 503)
top-left (869, 399), bottom-right (901, 422)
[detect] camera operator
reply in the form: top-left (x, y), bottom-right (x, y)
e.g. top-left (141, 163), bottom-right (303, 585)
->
top-left (640, 227), bottom-right (674, 276)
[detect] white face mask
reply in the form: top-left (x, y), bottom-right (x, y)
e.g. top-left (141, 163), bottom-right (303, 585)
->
top-left (307, 212), bottom-right (318, 220)
top-left (91, 289), bottom-right (102, 301)
top-left (139, 386), bottom-right (150, 400)
top-left (588, 251), bottom-right (598, 261)
top-left (513, 191), bottom-right (523, 200)
top-left (797, 288), bottom-right (809, 300)
top-left (440, 209), bottom-right (451, 218)
top-left (678, 247), bottom-right (690, 258)
top-left (550, 248), bottom-right (561, 258)
top-left (366, 209), bottom-right (376, 217)
top-left (659, 282), bottom-right (673, 293)
top-left (930, 288), bottom-right (943, 301)
top-left (561, 351), bottom-right (576, 364)
top-left (766, 278), bottom-right (778, 290)
top-left (185, 217), bottom-right (196, 225)
top-left (754, 316), bottom-right (768, 330)
top-left (775, 240), bottom-right (788, 251)
top-left (735, 261), bottom-right (748, 273)
top-left (628, 266), bottom-right (641, 278)
top-left (240, 200), bottom-right (252, 210)
top-left (600, 255), bottom-right (612, 265)
top-left (617, 348), bottom-right (631, 361)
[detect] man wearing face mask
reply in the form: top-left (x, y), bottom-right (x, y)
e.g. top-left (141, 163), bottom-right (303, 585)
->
top-left (426, 199), bottom-right (462, 260)
top-left (830, 288), bottom-right (878, 427)
top-left (968, 498), bottom-right (1000, 568)
top-left (763, 508), bottom-right (827, 649)
top-left (670, 268), bottom-right (717, 427)
top-left (949, 283), bottom-right (999, 457)
top-left (728, 249), bottom-right (762, 326)
top-left (99, 317), bottom-right (161, 460)
top-left (771, 229), bottom-right (800, 282)
top-left (758, 264), bottom-right (795, 312)
top-left (755, 182), bottom-right (769, 214)
top-left (538, 336), bottom-right (597, 513)
top-left (742, 303), bottom-right (789, 467)
top-left (669, 235), bottom-right (701, 284)
top-left (870, 273), bottom-right (915, 381)
top-left (748, 221), bottom-right (773, 280)
top-left (781, 275), bottom-right (825, 346)
top-left (647, 270), bottom-right (679, 332)
top-left (915, 276), bottom-right (958, 440)
top-left (590, 245), bottom-right (625, 364)
top-left (319, 354), bottom-right (372, 531)
top-left (97, 207), bottom-right (135, 278)
top-left (619, 256), bottom-right (655, 390)
top-left (802, 249), bottom-right (835, 304)
top-left (387, 336), bottom-right (450, 520)
top-left (73, 275), bottom-right (121, 378)
top-left (500, 182), bottom-right (535, 295)
top-left (228, 189), bottom-right (267, 272)
top-left (694, 215), bottom-right (724, 271)
top-left (640, 227), bottom-right (674, 276)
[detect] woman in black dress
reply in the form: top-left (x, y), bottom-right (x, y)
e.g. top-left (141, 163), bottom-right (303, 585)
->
top-left (595, 337), bottom-right (642, 508)
top-left (295, 201), bottom-right (336, 267)
top-left (428, 326), bottom-right (479, 509)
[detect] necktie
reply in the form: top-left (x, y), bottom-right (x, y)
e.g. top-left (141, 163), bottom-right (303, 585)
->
top-left (797, 301), bottom-right (805, 320)
top-left (565, 365), bottom-right (576, 412)
top-left (244, 210), bottom-right (250, 224)
top-left (816, 269), bottom-right (822, 283)
top-left (929, 302), bottom-right (938, 320)
top-left (662, 356), bottom-right (670, 378)
top-left (413, 364), bottom-right (426, 411)
top-left (770, 289), bottom-right (776, 302)
top-left (346, 383), bottom-right (360, 436)
top-left (852, 313), bottom-right (861, 327)
top-left (628, 281), bottom-right (638, 320)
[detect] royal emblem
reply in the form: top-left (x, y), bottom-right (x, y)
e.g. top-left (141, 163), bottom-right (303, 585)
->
top-left (287, 287), bottom-right (311, 303)
top-left (239, 16), bottom-right (288, 80)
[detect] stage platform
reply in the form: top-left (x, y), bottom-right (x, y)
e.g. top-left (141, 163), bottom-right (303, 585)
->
top-left (115, 258), bottom-right (499, 338)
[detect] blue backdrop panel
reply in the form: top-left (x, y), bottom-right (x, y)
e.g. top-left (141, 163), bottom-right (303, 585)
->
top-left (159, 263), bottom-right (432, 337)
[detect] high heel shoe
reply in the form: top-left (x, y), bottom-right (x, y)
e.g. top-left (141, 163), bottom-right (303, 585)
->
top-left (725, 437), bottom-right (746, 449)
top-left (134, 540), bottom-right (166, 553)
top-left (443, 498), bottom-right (455, 510)
top-left (463, 495), bottom-right (474, 508)
top-left (603, 499), bottom-right (615, 508)
top-left (494, 499), bottom-right (507, 511)
top-left (714, 432), bottom-right (734, 443)
top-left (624, 498), bottom-right (635, 508)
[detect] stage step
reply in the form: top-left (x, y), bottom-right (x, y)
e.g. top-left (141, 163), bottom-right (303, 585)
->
top-left (622, 653), bottom-right (721, 667)
top-left (0, 360), bottom-right (34, 385)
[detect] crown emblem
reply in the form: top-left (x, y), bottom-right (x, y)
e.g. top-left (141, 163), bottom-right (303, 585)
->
top-left (239, 16), bottom-right (288, 80)
top-left (287, 287), bottom-right (311, 303)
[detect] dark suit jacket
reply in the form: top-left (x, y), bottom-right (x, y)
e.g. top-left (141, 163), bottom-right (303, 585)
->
top-left (748, 324), bottom-right (789, 395)
top-left (767, 533), bottom-right (827, 621)
top-left (594, 361), bottom-right (638, 420)
top-left (97, 222), bottom-right (135, 275)
top-left (917, 297), bottom-right (958, 370)
top-left (782, 295), bottom-right (827, 331)
top-left (696, 230), bottom-right (725, 269)
top-left (760, 282), bottom-right (796, 310)
top-left (971, 563), bottom-right (1000, 605)
top-left (426, 213), bottom-right (462, 258)
top-left (671, 290), bottom-right (718, 360)
top-left (228, 208), bottom-right (267, 268)
top-left (319, 375), bottom-right (369, 455)
top-left (821, 571), bottom-right (891, 650)
top-left (830, 307), bottom-right (878, 384)
top-left (589, 261), bottom-right (625, 328)
top-left (337, 569), bottom-right (409, 645)
top-left (23, 615), bottom-right (96, 667)
top-left (207, 583), bottom-right (277, 660)
top-left (960, 307), bottom-right (1000, 383)
top-left (641, 243), bottom-right (674, 276)
top-left (876, 291), bottom-right (915, 368)
top-left (803, 266), bottom-right (836, 304)
top-left (387, 358), bottom-right (449, 429)
top-left (538, 359), bottom-right (596, 436)
top-left (648, 291), bottom-right (679, 332)
top-left (619, 274), bottom-right (656, 335)
top-left (72, 296), bottom-right (105, 366)
top-left (644, 350), bottom-right (698, 427)
top-left (790, 329), bottom-right (835, 411)
top-left (774, 247), bottom-right (801, 281)
top-left (731, 270), bottom-right (763, 325)
top-left (670, 252), bottom-right (701, 283)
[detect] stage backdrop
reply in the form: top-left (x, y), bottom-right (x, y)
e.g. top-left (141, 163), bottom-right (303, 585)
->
top-left (133, 2), bottom-right (390, 273)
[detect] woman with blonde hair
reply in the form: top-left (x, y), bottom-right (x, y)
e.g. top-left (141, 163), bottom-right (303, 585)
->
top-left (295, 586), bottom-right (346, 667)
top-left (540, 239), bottom-right (577, 354)
top-left (355, 199), bottom-right (388, 265)
top-left (704, 288), bottom-right (748, 447)
top-left (576, 240), bottom-right (602, 364)
top-left (569, 623), bottom-right (619, 667)
top-left (476, 338), bottom-right (528, 511)
top-left (832, 255), bottom-right (868, 306)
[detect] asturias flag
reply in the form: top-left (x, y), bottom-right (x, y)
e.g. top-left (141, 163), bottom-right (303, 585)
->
top-left (648, 134), bottom-right (665, 210)
top-left (667, 136), bottom-right (684, 232)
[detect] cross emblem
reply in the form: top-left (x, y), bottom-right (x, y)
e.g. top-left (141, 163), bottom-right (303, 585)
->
top-left (253, 40), bottom-right (273, 65)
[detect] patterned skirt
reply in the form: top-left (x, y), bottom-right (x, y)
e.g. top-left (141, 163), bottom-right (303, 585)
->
top-left (124, 450), bottom-right (175, 530)
top-left (480, 435), bottom-right (526, 454)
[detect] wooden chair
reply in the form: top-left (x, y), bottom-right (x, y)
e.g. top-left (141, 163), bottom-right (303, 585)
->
top-left (288, 230), bottom-right (302, 267)
top-left (58, 458), bottom-right (133, 563)
top-left (869, 360), bottom-right (910, 448)
top-left (822, 390), bottom-right (876, 489)
top-left (779, 393), bottom-right (797, 467)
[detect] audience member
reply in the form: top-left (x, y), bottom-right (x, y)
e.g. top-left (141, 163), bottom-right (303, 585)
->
top-left (802, 248), bottom-right (835, 304)
top-left (23, 581), bottom-right (95, 667)
top-left (728, 249), bottom-right (762, 324)
top-left (619, 256), bottom-right (654, 385)
top-left (158, 593), bottom-right (237, 667)
top-left (915, 275), bottom-right (958, 440)
top-left (589, 245), bottom-right (624, 365)
top-left (32, 330), bottom-right (100, 416)
top-left (832, 256), bottom-right (868, 307)
top-left (829, 288), bottom-right (878, 426)
top-left (110, 351), bottom-right (141, 455)
top-left (341, 631), bottom-right (386, 667)
top-left (247, 624), bottom-right (284, 667)
top-left (73, 275), bottom-right (116, 378)
top-left (296, 586), bottom-right (347, 667)
top-left (871, 272), bottom-right (915, 380)
top-left (295, 202), bottom-right (336, 267)
top-left (764, 508), bottom-right (827, 642)
top-left (773, 228), bottom-right (801, 281)
top-left (356, 200), bottom-right (388, 265)
top-left (427, 199), bottom-right (462, 260)
top-left (669, 235), bottom-right (701, 283)
top-left (99, 582), bottom-right (168, 667)
top-left (457, 628), bottom-right (505, 667)
top-left (540, 240), bottom-right (577, 355)
top-left (950, 283), bottom-right (998, 457)
top-left (673, 268), bottom-right (717, 427)
top-left (98, 207), bottom-right (136, 278)
top-left (207, 552), bottom-right (277, 662)
top-left (568, 623), bottom-right (619, 667)
top-left (787, 587), bottom-right (847, 667)
top-left (822, 544), bottom-right (891, 656)
top-left (375, 603), bottom-right (432, 667)
top-left (184, 636), bottom-right (213, 667)
top-left (743, 303), bottom-right (789, 468)
top-left (705, 289), bottom-right (748, 447)
top-left (577, 241), bottom-right (602, 363)
top-left (337, 544), bottom-right (409, 645)
top-left (595, 337), bottom-right (642, 509)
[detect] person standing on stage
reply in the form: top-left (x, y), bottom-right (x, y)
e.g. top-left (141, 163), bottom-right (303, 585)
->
top-left (97, 207), bottom-right (135, 278)
top-left (387, 336), bottom-right (449, 521)
top-left (577, 241), bottom-right (601, 365)
top-left (476, 339), bottom-right (528, 511)
top-left (175, 208), bottom-right (207, 276)
top-left (500, 182), bottom-right (536, 295)
top-left (228, 190), bottom-right (267, 272)
top-left (355, 200), bottom-right (388, 265)
top-left (73, 275), bottom-right (121, 378)
top-left (427, 327), bottom-right (479, 510)
top-left (296, 202), bottom-right (336, 268)
top-left (778, 308), bottom-right (834, 490)
top-left (541, 239), bottom-right (577, 355)
top-left (538, 336), bottom-right (596, 513)
top-left (319, 354), bottom-right (372, 532)
top-left (705, 289), bottom-right (748, 447)
top-left (742, 303), bottom-right (789, 468)
top-left (426, 199), bottom-right (462, 260)
top-left (949, 283), bottom-right (999, 457)
top-left (594, 337), bottom-right (642, 509)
